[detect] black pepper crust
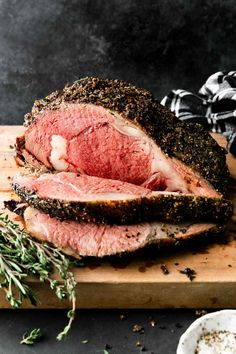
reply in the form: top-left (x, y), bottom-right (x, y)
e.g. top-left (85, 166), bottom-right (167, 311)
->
top-left (12, 182), bottom-right (232, 225)
top-left (3, 200), bottom-right (26, 216)
top-left (149, 224), bottom-right (225, 248)
top-left (20, 77), bottom-right (230, 195)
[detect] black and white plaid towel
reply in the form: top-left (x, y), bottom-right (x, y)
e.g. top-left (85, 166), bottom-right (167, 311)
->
top-left (161, 71), bottom-right (236, 156)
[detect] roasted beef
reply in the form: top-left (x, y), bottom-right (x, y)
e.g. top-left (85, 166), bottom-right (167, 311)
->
top-left (12, 172), bottom-right (232, 224)
top-left (16, 77), bottom-right (229, 195)
top-left (12, 77), bottom-right (232, 258)
top-left (23, 206), bottom-right (223, 258)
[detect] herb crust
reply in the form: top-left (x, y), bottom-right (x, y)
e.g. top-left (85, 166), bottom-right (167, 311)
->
top-left (12, 182), bottom-right (233, 225)
top-left (22, 77), bottom-right (229, 194)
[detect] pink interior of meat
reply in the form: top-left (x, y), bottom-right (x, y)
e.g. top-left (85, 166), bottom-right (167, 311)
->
top-left (24, 207), bottom-right (216, 257)
top-left (24, 207), bottom-right (151, 257)
top-left (170, 158), bottom-right (219, 197)
top-left (25, 104), bottom-right (155, 185)
top-left (24, 103), bottom-right (219, 197)
top-left (13, 172), bottom-right (151, 201)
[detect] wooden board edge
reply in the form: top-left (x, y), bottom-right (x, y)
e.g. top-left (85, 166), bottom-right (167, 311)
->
top-left (1, 282), bottom-right (236, 309)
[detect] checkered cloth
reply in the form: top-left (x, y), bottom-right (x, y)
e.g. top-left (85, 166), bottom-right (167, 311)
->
top-left (161, 71), bottom-right (236, 156)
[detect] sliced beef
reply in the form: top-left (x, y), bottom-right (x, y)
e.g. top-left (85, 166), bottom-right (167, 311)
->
top-left (16, 77), bottom-right (229, 196)
top-left (12, 172), bottom-right (233, 224)
top-left (23, 206), bottom-right (223, 258)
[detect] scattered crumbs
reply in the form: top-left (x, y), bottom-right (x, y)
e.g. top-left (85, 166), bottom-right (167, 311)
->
top-left (9, 144), bottom-right (14, 149)
top-left (132, 324), bottom-right (144, 333)
top-left (195, 309), bottom-right (207, 317)
top-left (81, 339), bottom-right (88, 344)
top-left (228, 264), bottom-right (232, 267)
top-left (149, 319), bottom-right (157, 327)
top-left (167, 233), bottom-right (175, 239)
top-left (175, 323), bottom-right (182, 328)
top-left (161, 223), bottom-right (167, 232)
top-left (179, 228), bottom-right (187, 234)
top-left (195, 330), bottom-right (236, 354)
top-left (174, 262), bottom-right (179, 266)
top-left (160, 264), bottom-right (169, 275)
top-left (179, 267), bottom-right (196, 281)
top-left (136, 341), bottom-right (146, 351)
top-left (159, 326), bottom-right (167, 330)
top-left (119, 314), bottom-right (127, 321)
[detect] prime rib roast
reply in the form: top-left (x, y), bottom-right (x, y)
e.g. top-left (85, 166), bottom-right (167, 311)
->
top-left (9, 77), bottom-right (232, 258)
top-left (16, 77), bottom-right (228, 194)
top-left (12, 172), bottom-right (231, 224)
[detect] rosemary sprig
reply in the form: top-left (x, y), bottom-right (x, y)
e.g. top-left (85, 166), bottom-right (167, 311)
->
top-left (0, 213), bottom-right (81, 340)
top-left (20, 328), bottom-right (42, 345)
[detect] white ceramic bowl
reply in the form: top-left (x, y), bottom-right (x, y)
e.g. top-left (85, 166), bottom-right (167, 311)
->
top-left (176, 309), bottom-right (236, 354)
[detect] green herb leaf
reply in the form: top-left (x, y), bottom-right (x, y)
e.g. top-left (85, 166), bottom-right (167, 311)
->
top-left (20, 328), bottom-right (42, 345)
top-left (0, 213), bottom-right (78, 340)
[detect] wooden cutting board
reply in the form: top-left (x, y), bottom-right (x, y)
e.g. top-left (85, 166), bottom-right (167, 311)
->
top-left (0, 126), bottom-right (235, 309)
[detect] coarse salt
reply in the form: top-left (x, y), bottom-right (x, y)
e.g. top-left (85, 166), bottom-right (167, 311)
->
top-left (195, 330), bottom-right (236, 354)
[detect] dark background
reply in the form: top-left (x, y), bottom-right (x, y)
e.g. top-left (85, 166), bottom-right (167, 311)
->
top-left (0, 0), bottom-right (236, 124)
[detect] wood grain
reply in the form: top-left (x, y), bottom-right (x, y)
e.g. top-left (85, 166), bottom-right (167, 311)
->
top-left (0, 126), bottom-right (235, 309)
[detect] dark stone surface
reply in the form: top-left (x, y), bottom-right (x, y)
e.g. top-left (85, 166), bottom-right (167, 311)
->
top-left (0, 0), bottom-right (236, 124)
top-left (0, 309), bottom-right (197, 354)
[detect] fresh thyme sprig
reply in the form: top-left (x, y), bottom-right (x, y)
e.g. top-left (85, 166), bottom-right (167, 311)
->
top-left (0, 213), bottom-right (81, 340)
top-left (20, 328), bottom-right (42, 345)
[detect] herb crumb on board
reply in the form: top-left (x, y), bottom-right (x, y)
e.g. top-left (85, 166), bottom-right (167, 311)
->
top-left (160, 264), bottom-right (169, 275)
top-left (132, 324), bottom-right (144, 333)
top-left (149, 319), bottom-right (157, 327)
top-left (179, 267), bottom-right (196, 281)
top-left (81, 339), bottom-right (89, 344)
top-left (195, 309), bottom-right (208, 317)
